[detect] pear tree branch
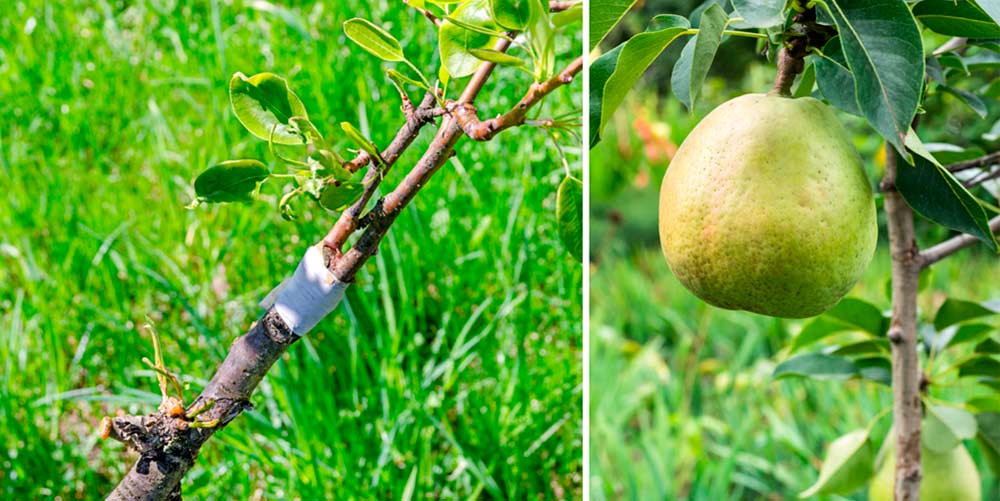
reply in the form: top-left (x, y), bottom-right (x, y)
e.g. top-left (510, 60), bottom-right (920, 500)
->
top-left (919, 215), bottom-right (1000, 269)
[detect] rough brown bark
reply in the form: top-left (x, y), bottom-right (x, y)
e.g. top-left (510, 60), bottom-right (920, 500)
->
top-left (881, 147), bottom-right (923, 501)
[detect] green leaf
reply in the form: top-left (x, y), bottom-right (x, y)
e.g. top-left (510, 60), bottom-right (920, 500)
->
top-left (914, 0), bottom-right (1000, 38)
top-left (590, 0), bottom-right (639, 50)
top-left (340, 122), bottom-right (381, 162)
top-left (923, 404), bottom-right (978, 453)
top-left (895, 152), bottom-right (999, 251)
top-left (386, 69), bottom-right (428, 91)
top-left (977, 338), bottom-right (1000, 354)
top-left (342, 18), bottom-right (406, 62)
top-left (799, 429), bottom-right (875, 498)
top-left (731, 0), bottom-right (786, 28)
top-left (773, 353), bottom-right (859, 381)
top-left (792, 62), bottom-right (816, 98)
top-left (319, 181), bottom-right (365, 212)
top-left (940, 85), bottom-right (988, 118)
top-left (469, 48), bottom-right (527, 68)
top-left (934, 298), bottom-right (1000, 330)
top-left (976, 412), bottom-right (1000, 476)
top-left (791, 298), bottom-right (886, 352)
top-left (556, 176), bottom-right (583, 262)
top-left (439, 0), bottom-right (501, 78)
top-left (924, 143), bottom-right (986, 165)
top-left (229, 72), bottom-right (310, 145)
top-left (958, 356), bottom-right (1000, 378)
top-left (551, 2), bottom-right (582, 27)
top-left (814, 37), bottom-right (862, 116)
top-left (592, 16), bottom-right (690, 146)
top-left (939, 323), bottom-right (995, 350)
top-left (670, 4), bottom-right (728, 111)
top-left (193, 160), bottom-right (269, 204)
top-left (854, 357), bottom-right (892, 386)
top-left (490, 0), bottom-right (532, 30)
top-left (818, 0), bottom-right (924, 154)
top-left (832, 339), bottom-right (890, 357)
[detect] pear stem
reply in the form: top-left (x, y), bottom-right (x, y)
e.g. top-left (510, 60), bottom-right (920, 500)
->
top-left (770, 48), bottom-right (804, 97)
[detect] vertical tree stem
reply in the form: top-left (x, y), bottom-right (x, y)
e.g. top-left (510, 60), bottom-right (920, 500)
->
top-left (881, 146), bottom-right (923, 500)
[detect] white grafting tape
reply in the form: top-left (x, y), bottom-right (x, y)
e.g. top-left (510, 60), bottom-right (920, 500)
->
top-left (261, 244), bottom-right (349, 335)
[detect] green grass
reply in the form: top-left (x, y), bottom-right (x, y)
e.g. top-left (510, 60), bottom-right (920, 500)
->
top-left (0, 1), bottom-right (582, 498)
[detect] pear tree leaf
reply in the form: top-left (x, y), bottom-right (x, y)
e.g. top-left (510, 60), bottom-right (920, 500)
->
top-left (590, 0), bottom-right (639, 50)
top-left (799, 429), bottom-right (875, 498)
top-left (817, 0), bottom-right (923, 154)
top-left (814, 36), bottom-right (862, 116)
top-left (731, 0), bottom-right (786, 28)
top-left (923, 404), bottom-right (978, 453)
top-left (340, 122), bottom-right (381, 163)
top-left (773, 353), bottom-right (859, 381)
top-left (791, 298), bottom-right (886, 352)
top-left (556, 176), bottom-right (583, 262)
top-left (193, 160), bottom-right (270, 204)
top-left (976, 412), bottom-right (1000, 476)
top-left (490, 0), bottom-right (532, 30)
top-left (343, 18), bottom-right (406, 62)
top-left (229, 72), bottom-right (310, 145)
top-left (913, 0), bottom-right (1000, 38)
top-left (937, 323), bottom-right (994, 351)
top-left (895, 152), bottom-right (999, 251)
top-left (934, 298), bottom-right (1000, 330)
top-left (469, 48), bottom-right (528, 68)
top-left (591, 15), bottom-right (689, 146)
top-left (854, 357), bottom-right (892, 386)
top-left (671, 4), bottom-right (728, 112)
top-left (319, 181), bottom-right (365, 212)
top-left (439, 0), bottom-right (500, 78)
top-left (958, 356), bottom-right (1000, 378)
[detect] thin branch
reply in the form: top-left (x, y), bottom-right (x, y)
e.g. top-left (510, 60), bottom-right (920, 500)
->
top-left (919, 215), bottom-right (1000, 269)
top-left (881, 144), bottom-right (924, 501)
top-left (448, 55), bottom-right (583, 141)
top-left (964, 166), bottom-right (1000, 188)
top-left (947, 151), bottom-right (1000, 173)
top-left (323, 93), bottom-right (440, 253)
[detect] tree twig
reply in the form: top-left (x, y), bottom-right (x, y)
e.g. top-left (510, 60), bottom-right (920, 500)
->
top-left (919, 215), bottom-right (1000, 269)
top-left (881, 146), bottom-right (924, 501)
top-left (448, 56), bottom-right (583, 141)
top-left (947, 150), bottom-right (1000, 173)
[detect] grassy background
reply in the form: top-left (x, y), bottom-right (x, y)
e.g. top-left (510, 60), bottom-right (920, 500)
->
top-left (590, 0), bottom-right (1000, 499)
top-left (0, 1), bottom-right (582, 499)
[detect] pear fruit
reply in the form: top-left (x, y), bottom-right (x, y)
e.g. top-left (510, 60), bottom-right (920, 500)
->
top-left (658, 94), bottom-right (877, 318)
top-left (869, 441), bottom-right (982, 501)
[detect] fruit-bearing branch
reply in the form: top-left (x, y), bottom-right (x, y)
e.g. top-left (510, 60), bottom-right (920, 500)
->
top-left (919, 215), bottom-right (1000, 269)
top-left (104, 32), bottom-right (578, 499)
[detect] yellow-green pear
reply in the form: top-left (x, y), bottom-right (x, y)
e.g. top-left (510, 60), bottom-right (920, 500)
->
top-left (869, 441), bottom-right (982, 501)
top-left (658, 94), bottom-right (877, 318)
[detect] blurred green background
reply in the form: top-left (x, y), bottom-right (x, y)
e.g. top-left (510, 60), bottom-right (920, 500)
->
top-left (590, 0), bottom-right (1000, 499)
top-left (0, 0), bottom-right (582, 498)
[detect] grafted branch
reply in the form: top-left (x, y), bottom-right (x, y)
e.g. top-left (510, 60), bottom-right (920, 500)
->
top-left (104, 28), bottom-right (578, 498)
top-left (448, 56), bottom-right (583, 141)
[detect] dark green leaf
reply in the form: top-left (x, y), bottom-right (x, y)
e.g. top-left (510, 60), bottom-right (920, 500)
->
top-left (731, 0), bottom-right (786, 28)
top-left (793, 317), bottom-right (852, 353)
top-left (671, 4), bottom-right (728, 111)
top-left (934, 298), bottom-right (1000, 330)
top-left (592, 15), bottom-right (690, 146)
top-left (556, 176), bottom-right (583, 262)
top-left (924, 143), bottom-right (986, 165)
top-left (793, 62), bottom-right (816, 98)
top-left (799, 429), bottom-right (875, 497)
top-left (814, 37), bottom-right (861, 116)
top-left (977, 338), bottom-right (1000, 354)
top-left (229, 72), bottom-right (310, 145)
top-left (832, 340), bottom-right (890, 357)
top-left (940, 85), bottom-right (988, 117)
top-left (439, 0), bottom-right (500, 78)
top-left (588, 44), bottom-right (623, 148)
top-left (958, 356), bottom-right (1000, 378)
top-left (977, 412), bottom-right (1000, 476)
top-left (895, 152), bottom-right (999, 251)
top-left (490, 0), bottom-right (532, 30)
top-left (914, 0), bottom-right (1000, 38)
top-left (319, 181), bottom-right (365, 212)
top-left (590, 0), bottom-right (639, 50)
top-left (939, 323), bottom-right (994, 350)
top-left (193, 160), bottom-right (269, 204)
top-left (820, 0), bottom-right (924, 153)
top-left (791, 298), bottom-right (885, 352)
top-left (854, 357), bottom-right (892, 386)
top-left (342, 18), bottom-right (406, 62)
top-left (773, 353), bottom-right (859, 381)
